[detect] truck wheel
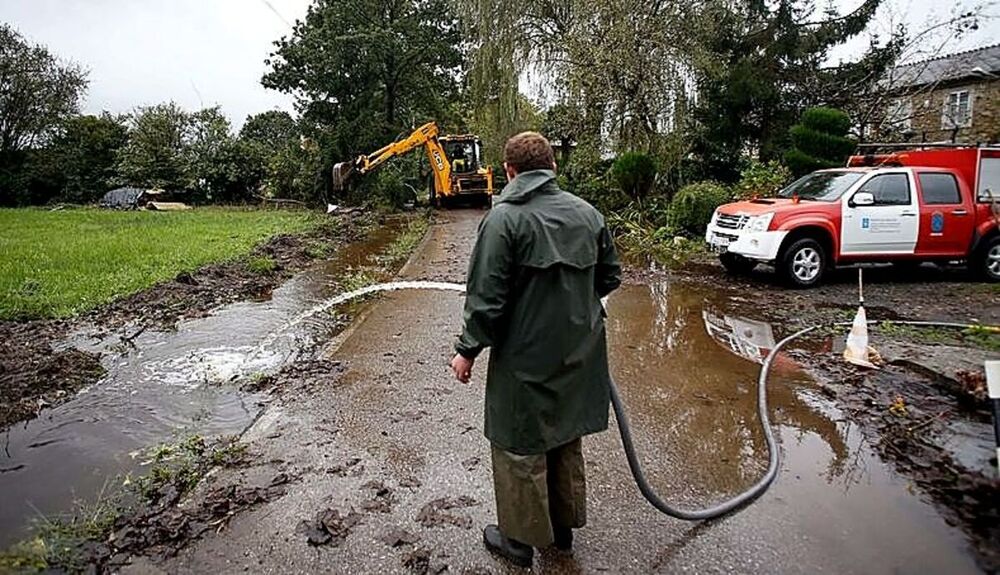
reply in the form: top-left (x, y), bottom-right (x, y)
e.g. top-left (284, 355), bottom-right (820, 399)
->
top-left (780, 238), bottom-right (826, 288)
top-left (975, 236), bottom-right (1000, 282)
top-left (719, 253), bottom-right (757, 275)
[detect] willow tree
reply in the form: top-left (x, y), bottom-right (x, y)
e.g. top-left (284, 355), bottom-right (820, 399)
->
top-left (454, 0), bottom-right (712, 167)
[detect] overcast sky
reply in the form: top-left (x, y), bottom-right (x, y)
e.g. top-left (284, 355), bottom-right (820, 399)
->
top-left (0, 0), bottom-right (997, 128)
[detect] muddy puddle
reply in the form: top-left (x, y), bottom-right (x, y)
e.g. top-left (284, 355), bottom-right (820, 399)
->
top-left (605, 279), bottom-right (983, 572)
top-left (0, 221), bottom-right (408, 548)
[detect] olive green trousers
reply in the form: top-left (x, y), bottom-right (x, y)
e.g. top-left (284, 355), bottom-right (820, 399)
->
top-left (490, 438), bottom-right (587, 548)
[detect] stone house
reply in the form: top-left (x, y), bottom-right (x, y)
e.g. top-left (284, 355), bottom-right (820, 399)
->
top-left (880, 44), bottom-right (1000, 144)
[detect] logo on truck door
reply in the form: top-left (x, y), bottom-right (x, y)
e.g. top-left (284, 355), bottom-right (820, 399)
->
top-left (931, 212), bottom-right (945, 234)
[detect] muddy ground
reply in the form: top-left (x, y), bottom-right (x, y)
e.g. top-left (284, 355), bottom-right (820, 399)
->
top-left (78, 210), bottom-right (992, 574)
top-left (0, 211), bottom-right (375, 431)
top-left (4, 209), bottom-right (999, 573)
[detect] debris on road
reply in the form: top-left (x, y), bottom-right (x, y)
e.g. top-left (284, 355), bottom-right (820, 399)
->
top-left (361, 480), bottom-right (396, 513)
top-left (296, 508), bottom-right (363, 547)
top-left (416, 496), bottom-right (479, 529)
top-left (326, 457), bottom-right (364, 477)
top-left (381, 527), bottom-right (421, 547)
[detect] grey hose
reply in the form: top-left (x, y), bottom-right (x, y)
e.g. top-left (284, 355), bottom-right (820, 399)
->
top-left (611, 319), bottom-right (996, 521)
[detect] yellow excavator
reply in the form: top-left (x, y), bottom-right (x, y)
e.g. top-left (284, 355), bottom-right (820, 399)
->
top-left (331, 121), bottom-right (494, 207)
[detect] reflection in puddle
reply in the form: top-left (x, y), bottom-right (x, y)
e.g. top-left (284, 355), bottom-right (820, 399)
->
top-left (607, 282), bottom-right (837, 495)
top-left (702, 311), bottom-right (776, 365)
top-left (606, 279), bottom-right (979, 573)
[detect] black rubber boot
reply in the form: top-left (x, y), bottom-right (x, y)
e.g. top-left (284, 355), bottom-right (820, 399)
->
top-left (553, 527), bottom-right (573, 551)
top-left (483, 524), bottom-right (533, 568)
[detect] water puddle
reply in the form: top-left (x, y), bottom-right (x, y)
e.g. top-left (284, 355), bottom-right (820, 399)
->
top-left (0, 221), bottom-right (408, 547)
top-left (606, 279), bottom-right (981, 572)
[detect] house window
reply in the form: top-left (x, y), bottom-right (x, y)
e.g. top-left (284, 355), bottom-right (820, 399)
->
top-left (888, 98), bottom-right (912, 131)
top-left (942, 90), bottom-right (972, 129)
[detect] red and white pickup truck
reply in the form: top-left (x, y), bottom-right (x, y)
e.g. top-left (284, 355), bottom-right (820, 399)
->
top-left (705, 147), bottom-right (1000, 287)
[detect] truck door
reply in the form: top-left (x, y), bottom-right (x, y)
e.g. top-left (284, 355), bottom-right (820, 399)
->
top-left (841, 171), bottom-right (919, 255)
top-left (914, 171), bottom-right (975, 257)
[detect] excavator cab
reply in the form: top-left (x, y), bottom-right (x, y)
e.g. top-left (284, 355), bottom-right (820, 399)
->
top-left (441, 137), bottom-right (481, 174)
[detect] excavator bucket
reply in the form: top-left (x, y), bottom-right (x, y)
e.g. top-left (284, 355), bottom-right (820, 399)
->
top-left (331, 161), bottom-right (355, 192)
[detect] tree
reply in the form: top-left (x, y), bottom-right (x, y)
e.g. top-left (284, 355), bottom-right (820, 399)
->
top-left (39, 114), bottom-right (128, 204)
top-left (0, 24), bottom-right (88, 156)
top-left (0, 24), bottom-right (89, 205)
top-left (612, 152), bottom-right (658, 201)
top-left (459, 1), bottom-right (708, 153)
top-left (185, 107), bottom-right (238, 200)
top-left (241, 110), bottom-right (299, 151)
top-left (115, 102), bottom-right (190, 190)
top-left (784, 107), bottom-right (856, 177)
top-left (689, 0), bottom-right (900, 182)
top-left (262, 0), bottom-right (464, 163)
top-left (241, 110), bottom-right (320, 201)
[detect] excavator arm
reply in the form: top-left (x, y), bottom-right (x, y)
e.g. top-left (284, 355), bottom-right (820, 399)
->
top-left (332, 122), bottom-right (452, 194)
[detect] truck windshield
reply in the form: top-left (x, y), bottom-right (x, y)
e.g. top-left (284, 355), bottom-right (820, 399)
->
top-left (777, 171), bottom-right (864, 201)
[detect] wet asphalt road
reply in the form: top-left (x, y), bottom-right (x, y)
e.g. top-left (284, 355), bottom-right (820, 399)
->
top-left (137, 209), bottom-right (983, 574)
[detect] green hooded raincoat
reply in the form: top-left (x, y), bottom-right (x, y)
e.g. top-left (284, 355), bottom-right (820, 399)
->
top-left (456, 169), bottom-right (622, 455)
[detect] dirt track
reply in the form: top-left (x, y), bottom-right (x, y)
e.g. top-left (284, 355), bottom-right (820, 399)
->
top-left (121, 209), bottom-right (994, 574)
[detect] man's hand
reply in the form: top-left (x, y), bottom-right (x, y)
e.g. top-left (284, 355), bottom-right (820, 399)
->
top-left (451, 353), bottom-right (474, 384)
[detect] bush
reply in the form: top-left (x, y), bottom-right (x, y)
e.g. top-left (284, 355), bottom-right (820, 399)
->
top-left (611, 152), bottom-right (657, 200)
top-left (360, 169), bottom-right (416, 210)
top-left (800, 107), bottom-right (852, 135)
top-left (568, 176), bottom-right (631, 215)
top-left (783, 147), bottom-right (842, 177)
top-left (784, 107), bottom-right (855, 177)
top-left (667, 181), bottom-right (732, 236)
top-left (735, 160), bottom-right (792, 200)
top-left (788, 125), bottom-right (856, 159)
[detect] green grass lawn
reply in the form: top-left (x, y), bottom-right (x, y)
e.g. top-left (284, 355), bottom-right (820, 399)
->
top-left (0, 207), bottom-right (319, 320)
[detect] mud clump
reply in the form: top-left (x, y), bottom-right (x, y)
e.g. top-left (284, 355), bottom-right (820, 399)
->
top-left (401, 546), bottom-right (448, 574)
top-left (296, 508), bottom-right (363, 547)
top-left (403, 546), bottom-right (452, 574)
top-left (360, 480), bottom-right (396, 513)
top-left (117, 480), bottom-right (286, 556)
top-left (381, 527), bottom-right (421, 547)
top-left (416, 496), bottom-right (479, 529)
top-left (0, 319), bottom-right (104, 429)
top-left (241, 359), bottom-right (344, 394)
top-left (326, 457), bottom-right (364, 477)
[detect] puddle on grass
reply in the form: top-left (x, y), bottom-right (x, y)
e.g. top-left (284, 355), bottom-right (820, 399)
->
top-left (0, 220), bottom-right (408, 548)
top-left (606, 280), bottom-right (982, 573)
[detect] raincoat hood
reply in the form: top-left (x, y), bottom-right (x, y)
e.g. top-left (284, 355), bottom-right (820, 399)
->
top-left (495, 169), bottom-right (558, 205)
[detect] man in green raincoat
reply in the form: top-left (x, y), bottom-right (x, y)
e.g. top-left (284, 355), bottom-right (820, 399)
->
top-left (450, 132), bottom-right (621, 568)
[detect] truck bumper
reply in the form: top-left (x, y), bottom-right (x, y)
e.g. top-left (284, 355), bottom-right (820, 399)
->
top-left (705, 226), bottom-right (788, 262)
